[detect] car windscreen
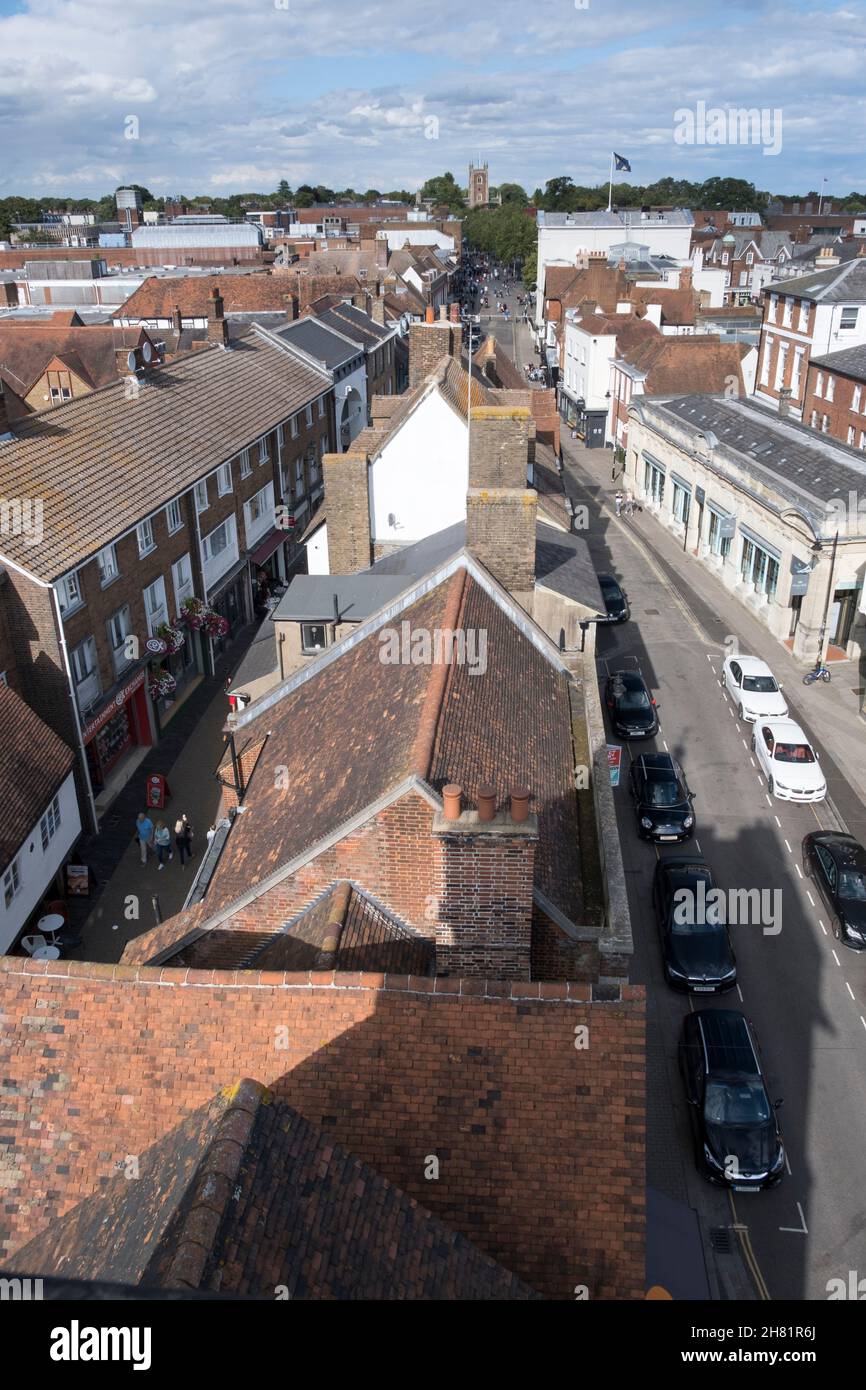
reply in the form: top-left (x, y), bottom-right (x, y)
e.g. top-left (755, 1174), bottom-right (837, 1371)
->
top-left (704, 1078), bottom-right (771, 1126)
top-left (742, 675), bottom-right (778, 693)
top-left (839, 869), bottom-right (866, 901)
top-left (646, 779), bottom-right (682, 806)
top-left (616, 689), bottom-right (650, 711)
top-left (773, 742), bottom-right (815, 763)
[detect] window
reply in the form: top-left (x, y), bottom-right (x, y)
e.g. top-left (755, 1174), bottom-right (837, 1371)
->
top-left (195, 479), bottom-right (209, 512)
top-left (810, 409), bottom-right (818, 429)
top-left (848, 426), bottom-right (856, 446)
top-left (71, 635), bottom-right (96, 684)
top-left (96, 544), bottom-right (118, 586)
top-left (707, 511), bottom-right (731, 560)
top-left (305, 404), bottom-right (313, 428)
top-left (217, 462), bottom-right (232, 495)
top-left (290, 414), bottom-right (299, 439)
top-left (295, 455), bottom-right (305, 489)
top-left (768, 295), bottom-right (778, 323)
top-left (826, 375), bottom-right (835, 403)
top-left (317, 396), bottom-right (325, 419)
top-left (137, 518), bottom-right (155, 557)
top-left (840, 305), bottom-right (859, 330)
top-left (798, 301), bottom-right (809, 331)
top-left (201, 515), bottom-right (237, 565)
top-left (814, 372), bottom-right (824, 398)
top-left (40, 794), bottom-right (61, 852)
top-left (258, 438), bottom-right (269, 465)
top-left (860, 431), bottom-right (866, 451)
top-left (58, 571), bottom-right (83, 613)
top-left (791, 347), bottom-right (805, 394)
top-left (166, 498), bottom-right (184, 534)
top-left (671, 481), bottom-right (691, 527)
top-left (853, 386), bottom-right (862, 412)
top-left (239, 450), bottom-right (252, 479)
top-left (722, 252), bottom-right (729, 266)
top-left (301, 623), bottom-right (328, 654)
top-left (739, 272), bottom-right (748, 286)
top-left (172, 553), bottom-right (193, 610)
top-left (760, 337), bottom-right (773, 386)
top-left (782, 298), bottom-right (793, 327)
top-left (746, 251), bottom-right (754, 265)
top-left (143, 575), bottom-right (168, 635)
top-left (822, 414), bottom-right (830, 434)
top-left (107, 604), bottom-right (133, 675)
top-left (3, 856), bottom-right (20, 910)
top-left (774, 342), bottom-right (788, 390)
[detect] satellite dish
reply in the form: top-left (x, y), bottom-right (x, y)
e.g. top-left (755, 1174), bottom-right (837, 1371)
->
top-left (141, 340), bottom-right (153, 364)
top-left (126, 349), bottom-right (138, 372)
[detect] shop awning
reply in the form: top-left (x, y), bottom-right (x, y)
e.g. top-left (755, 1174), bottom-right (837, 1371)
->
top-left (250, 529), bottom-right (285, 566)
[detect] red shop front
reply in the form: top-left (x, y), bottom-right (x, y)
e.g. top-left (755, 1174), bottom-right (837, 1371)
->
top-left (81, 668), bottom-right (153, 795)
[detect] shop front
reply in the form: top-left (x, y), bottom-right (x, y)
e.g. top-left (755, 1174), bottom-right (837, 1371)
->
top-left (81, 667), bottom-right (153, 801)
top-left (209, 560), bottom-right (252, 660)
top-left (145, 625), bottom-right (204, 725)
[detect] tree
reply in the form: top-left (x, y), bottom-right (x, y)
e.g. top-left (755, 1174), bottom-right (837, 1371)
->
top-left (363, 189), bottom-right (382, 203)
top-left (420, 172), bottom-right (466, 211)
top-left (116, 183), bottom-right (154, 204)
top-left (276, 179), bottom-right (292, 203)
top-left (294, 185), bottom-right (316, 208)
top-left (495, 182), bottom-right (528, 206)
top-left (699, 177), bottom-right (766, 211)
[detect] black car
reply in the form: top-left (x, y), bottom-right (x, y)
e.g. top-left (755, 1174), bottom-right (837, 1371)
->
top-left (802, 831), bottom-right (866, 950)
top-left (604, 669), bottom-right (659, 739)
top-left (630, 753), bottom-right (695, 842)
top-left (597, 573), bottom-right (630, 623)
top-left (652, 857), bottom-right (736, 992)
top-left (679, 1010), bottom-right (784, 1190)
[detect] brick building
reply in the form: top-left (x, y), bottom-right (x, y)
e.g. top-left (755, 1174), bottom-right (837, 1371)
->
top-left (0, 318), bottom-right (157, 420)
top-left (0, 328), bottom-right (334, 829)
top-left (802, 343), bottom-right (866, 449)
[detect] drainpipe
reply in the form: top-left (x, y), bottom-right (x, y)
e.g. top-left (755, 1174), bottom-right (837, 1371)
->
top-left (51, 584), bottom-right (99, 834)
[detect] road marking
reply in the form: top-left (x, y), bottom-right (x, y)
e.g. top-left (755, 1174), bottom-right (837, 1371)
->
top-left (728, 1194), bottom-right (771, 1299)
top-left (742, 739), bottom-right (748, 750)
top-left (729, 707), bottom-right (734, 717)
top-left (779, 1202), bottom-right (808, 1236)
top-left (784, 1153), bottom-right (792, 1176)
top-left (694, 839), bottom-right (702, 853)
top-left (806, 890), bottom-right (815, 906)
top-left (784, 840), bottom-right (792, 854)
top-left (819, 919), bottom-right (827, 936)
top-left (795, 864), bottom-right (803, 879)
top-left (765, 794), bottom-right (773, 806)
top-left (846, 982), bottom-right (855, 1000)
top-left (861, 1016), bottom-right (866, 1033)
top-left (774, 815), bottom-right (782, 828)
top-left (662, 739), bottom-right (668, 751)
top-left (756, 774), bottom-right (763, 786)
top-left (736, 983), bottom-right (744, 1002)
top-left (832, 948), bottom-right (841, 966)
top-left (735, 722), bottom-right (741, 733)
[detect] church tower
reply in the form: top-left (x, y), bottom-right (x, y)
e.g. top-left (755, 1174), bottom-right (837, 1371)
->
top-left (468, 160), bottom-right (489, 209)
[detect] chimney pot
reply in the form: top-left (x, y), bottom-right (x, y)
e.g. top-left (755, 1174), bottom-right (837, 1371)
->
top-left (425, 303), bottom-right (435, 323)
top-left (476, 784), bottom-right (496, 822)
top-left (439, 303), bottom-right (448, 321)
top-left (510, 787), bottom-right (530, 822)
top-left (442, 784), bottom-right (463, 820)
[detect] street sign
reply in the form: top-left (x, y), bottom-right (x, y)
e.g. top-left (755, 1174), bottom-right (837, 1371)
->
top-left (695, 486), bottom-right (706, 507)
top-left (607, 745), bottom-right (623, 787)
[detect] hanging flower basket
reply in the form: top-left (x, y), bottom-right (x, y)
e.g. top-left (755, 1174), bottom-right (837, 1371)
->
top-left (148, 668), bottom-right (177, 700)
top-left (202, 610), bottom-right (230, 639)
top-left (155, 621), bottom-right (185, 655)
top-left (180, 596), bottom-right (207, 630)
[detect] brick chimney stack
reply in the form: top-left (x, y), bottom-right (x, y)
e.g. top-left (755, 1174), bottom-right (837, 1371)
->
top-left (171, 304), bottom-right (183, 333)
top-left (207, 285), bottom-right (229, 347)
top-left (466, 406), bottom-right (537, 600)
top-left (408, 320), bottom-right (460, 387)
top-left (375, 231), bottom-right (389, 268)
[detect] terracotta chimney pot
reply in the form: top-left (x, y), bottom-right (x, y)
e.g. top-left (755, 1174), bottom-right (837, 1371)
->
top-left (476, 784), bottom-right (496, 822)
top-left (510, 787), bottom-right (530, 823)
top-left (442, 784), bottom-right (463, 820)
top-left (425, 303), bottom-right (435, 323)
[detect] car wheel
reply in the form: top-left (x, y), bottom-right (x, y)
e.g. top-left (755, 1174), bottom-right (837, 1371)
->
top-left (737, 703), bottom-right (745, 721)
top-left (767, 776), bottom-right (775, 797)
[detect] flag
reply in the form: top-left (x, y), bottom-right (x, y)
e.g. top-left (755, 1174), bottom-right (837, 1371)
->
top-left (613, 153), bottom-right (631, 173)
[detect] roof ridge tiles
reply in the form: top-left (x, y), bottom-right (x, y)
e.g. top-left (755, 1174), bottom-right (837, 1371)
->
top-left (411, 568), bottom-right (467, 781)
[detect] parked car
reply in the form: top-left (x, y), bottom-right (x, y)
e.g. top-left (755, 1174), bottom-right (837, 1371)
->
top-left (630, 753), bottom-right (695, 842)
top-left (597, 573), bottom-right (630, 624)
top-left (604, 669), bottom-right (659, 739)
top-left (802, 831), bottom-right (866, 950)
top-left (722, 655), bottom-right (788, 721)
top-left (652, 856), bottom-right (736, 992)
top-left (751, 718), bottom-right (826, 801)
top-left (679, 1010), bottom-right (785, 1190)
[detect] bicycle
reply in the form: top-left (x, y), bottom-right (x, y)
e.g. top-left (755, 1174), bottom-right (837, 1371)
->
top-left (802, 663), bottom-right (831, 685)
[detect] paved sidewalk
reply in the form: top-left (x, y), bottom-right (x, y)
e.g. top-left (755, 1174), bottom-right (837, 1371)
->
top-left (65, 629), bottom-right (254, 963)
top-left (562, 437), bottom-right (866, 828)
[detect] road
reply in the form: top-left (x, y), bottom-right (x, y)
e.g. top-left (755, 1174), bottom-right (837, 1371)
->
top-left (564, 446), bottom-right (866, 1302)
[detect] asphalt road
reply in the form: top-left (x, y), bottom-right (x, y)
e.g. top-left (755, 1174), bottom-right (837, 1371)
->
top-left (561, 449), bottom-right (866, 1303)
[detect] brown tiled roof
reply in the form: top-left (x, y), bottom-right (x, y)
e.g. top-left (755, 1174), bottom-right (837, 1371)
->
top-left (621, 334), bottom-right (750, 395)
top-left (547, 262), bottom-right (630, 314)
top-left (0, 683), bottom-right (76, 872)
top-left (573, 310), bottom-right (661, 355)
top-left (351, 355), bottom-right (491, 459)
top-left (0, 323), bottom-right (150, 397)
top-left (631, 286), bottom-right (700, 327)
top-left (0, 330), bottom-right (330, 582)
top-left (239, 880), bottom-right (435, 974)
top-left (114, 273), bottom-right (296, 321)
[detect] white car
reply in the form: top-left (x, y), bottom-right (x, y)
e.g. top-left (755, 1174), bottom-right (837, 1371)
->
top-left (751, 719), bottom-right (826, 802)
top-left (722, 655), bottom-right (788, 722)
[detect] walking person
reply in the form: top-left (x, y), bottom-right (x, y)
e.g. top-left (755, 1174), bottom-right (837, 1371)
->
top-left (135, 811), bottom-right (154, 867)
top-left (615, 490), bottom-right (624, 517)
top-left (174, 814), bottom-right (194, 868)
top-left (154, 820), bottom-right (173, 870)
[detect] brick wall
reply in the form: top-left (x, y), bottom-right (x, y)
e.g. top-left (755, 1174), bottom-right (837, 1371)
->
top-left (466, 488), bottom-right (537, 594)
top-left (0, 958), bottom-right (646, 1299)
top-left (432, 811), bottom-right (536, 977)
top-left (408, 321), bottom-right (458, 387)
top-left (531, 905), bottom-right (600, 981)
top-left (322, 449), bottom-right (371, 573)
top-left (802, 362), bottom-right (866, 446)
top-left (468, 406), bottom-right (532, 488)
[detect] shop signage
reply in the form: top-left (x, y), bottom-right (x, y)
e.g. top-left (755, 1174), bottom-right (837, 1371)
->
top-left (145, 637), bottom-right (168, 656)
top-left (607, 745), bottom-right (623, 788)
top-left (80, 668), bottom-right (145, 743)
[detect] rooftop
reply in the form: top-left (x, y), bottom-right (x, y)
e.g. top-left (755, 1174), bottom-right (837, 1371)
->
top-left (0, 682), bottom-right (76, 873)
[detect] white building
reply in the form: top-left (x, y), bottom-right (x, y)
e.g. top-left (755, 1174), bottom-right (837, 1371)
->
top-left (0, 685), bottom-right (81, 954)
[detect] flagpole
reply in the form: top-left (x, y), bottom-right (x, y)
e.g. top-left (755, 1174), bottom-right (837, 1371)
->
top-left (607, 151), bottom-right (614, 212)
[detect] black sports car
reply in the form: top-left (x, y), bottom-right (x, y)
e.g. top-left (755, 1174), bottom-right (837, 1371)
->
top-left (652, 857), bottom-right (736, 993)
top-left (597, 573), bottom-right (630, 623)
top-left (802, 831), bottom-right (866, 950)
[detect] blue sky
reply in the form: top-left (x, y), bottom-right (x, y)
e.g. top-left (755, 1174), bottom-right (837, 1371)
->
top-left (1, 0), bottom-right (864, 198)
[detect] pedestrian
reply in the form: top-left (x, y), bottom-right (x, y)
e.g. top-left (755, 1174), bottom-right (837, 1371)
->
top-left (615, 490), bottom-right (624, 517)
top-left (135, 811), bottom-right (154, 867)
top-left (571, 427), bottom-right (578, 440)
top-left (206, 824), bottom-right (217, 848)
top-left (154, 820), bottom-right (172, 869)
top-left (174, 814), bottom-right (194, 868)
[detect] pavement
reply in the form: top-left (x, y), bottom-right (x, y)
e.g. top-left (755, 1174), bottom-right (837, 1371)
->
top-left (63, 626), bottom-right (255, 964)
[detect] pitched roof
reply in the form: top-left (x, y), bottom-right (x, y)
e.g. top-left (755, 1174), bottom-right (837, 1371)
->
top-left (113, 273), bottom-right (297, 320)
top-left (269, 315), bottom-right (363, 369)
top-left (0, 323), bottom-right (148, 397)
top-left (351, 355), bottom-right (491, 459)
top-left (9, 1077), bottom-right (534, 1298)
top-left (0, 330), bottom-right (330, 582)
top-left (0, 683), bottom-right (76, 872)
top-left (809, 342), bottom-right (866, 380)
top-left (630, 286), bottom-right (700, 327)
top-left (619, 334), bottom-right (749, 395)
top-left (763, 257), bottom-right (866, 303)
top-left (317, 300), bottom-right (391, 344)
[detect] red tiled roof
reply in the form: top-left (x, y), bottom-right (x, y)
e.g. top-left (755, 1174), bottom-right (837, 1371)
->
top-left (0, 323), bottom-right (150, 397)
top-left (0, 683), bottom-right (76, 872)
top-left (620, 335), bottom-right (750, 395)
top-left (115, 273), bottom-right (296, 320)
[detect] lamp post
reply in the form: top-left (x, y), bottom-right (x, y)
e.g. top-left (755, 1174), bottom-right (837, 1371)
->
top-left (813, 530), bottom-right (839, 667)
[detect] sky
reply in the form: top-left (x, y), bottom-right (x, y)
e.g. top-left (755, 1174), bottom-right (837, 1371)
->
top-left (0, 0), bottom-right (864, 200)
